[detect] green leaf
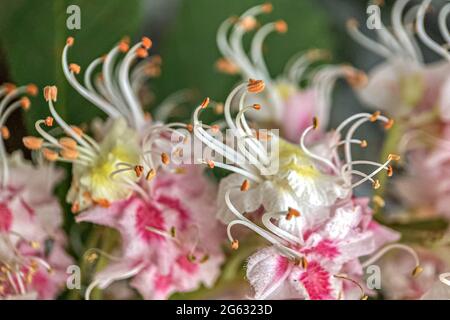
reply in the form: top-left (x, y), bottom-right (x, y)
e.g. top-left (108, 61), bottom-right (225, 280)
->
top-left (153, 0), bottom-right (336, 112)
top-left (0, 0), bottom-right (144, 131)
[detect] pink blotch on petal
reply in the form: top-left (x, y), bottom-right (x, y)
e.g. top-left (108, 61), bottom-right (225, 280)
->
top-left (0, 203), bottom-right (12, 231)
top-left (299, 261), bottom-right (333, 300)
top-left (135, 202), bottom-right (165, 243)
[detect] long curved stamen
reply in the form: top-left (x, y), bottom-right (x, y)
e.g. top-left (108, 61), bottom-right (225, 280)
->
top-left (250, 20), bottom-right (287, 78)
top-left (334, 274), bottom-right (368, 300)
top-left (117, 38), bottom-right (151, 129)
top-left (392, 0), bottom-right (420, 61)
top-left (416, 0), bottom-right (450, 61)
top-left (261, 211), bottom-right (304, 245)
top-left (62, 38), bottom-right (121, 118)
top-left (361, 243), bottom-right (422, 277)
top-left (439, 3), bottom-right (450, 43)
top-left (300, 123), bottom-right (339, 174)
top-left (85, 264), bottom-right (143, 300)
top-left (346, 19), bottom-right (393, 58)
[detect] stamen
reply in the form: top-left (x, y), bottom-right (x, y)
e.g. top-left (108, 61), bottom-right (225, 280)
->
top-left (240, 179), bottom-right (250, 191)
top-left (261, 3), bottom-right (273, 13)
top-left (247, 79), bottom-right (265, 93)
top-left (231, 239), bottom-right (239, 250)
top-left (1, 127), bottom-right (10, 140)
top-left (42, 148), bottom-right (58, 161)
top-left (69, 63), bottom-right (81, 75)
top-left (136, 47), bottom-right (148, 58)
top-left (201, 97), bottom-right (210, 109)
top-left (361, 243), bottom-right (422, 277)
top-left (60, 148), bottom-right (79, 160)
top-left (384, 118), bottom-right (394, 129)
top-left (45, 116), bottom-right (54, 126)
top-left (20, 97), bottom-right (31, 110)
top-left (161, 153), bottom-right (170, 165)
top-left (134, 165), bottom-right (144, 178)
top-left (274, 20), bottom-right (288, 33)
top-left (286, 207), bottom-right (300, 220)
top-left (66, 37), bottom-right (74, 47)
top-left (369, 111), bottom-right (381, 122)
top-left (43, 85), bottom-right (58, 102)
top-left (23, 136), bottom-right (43, 150)
top-left (239, 16), bottom-right (257, 31)
top-left (137, 37), bottom-right (151, 51)
top-left (334, 274), bottom-right (367, 300)
top-left (59, 137), bottom-right (77, 150)
top-left (372, 195), bottom-right (385, 208)
top-left (26, 84), bottom-right (38, 96)
top-left (146, 169), bottom-right (156, 181)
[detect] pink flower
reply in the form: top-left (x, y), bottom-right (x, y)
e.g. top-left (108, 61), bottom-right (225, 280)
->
top-left (380, 248), bottom-right (448, 300)
top-left (0, 83), bottom-right (72, 300)
top-left (216, 4), bottom-right (366, 143)
top-left (348, 1), bottom-right (450, 121)
top-left (396, 124), bottom-right (450, 219)
top-left (246, 198), bottom-right (399, 300)
top-left (76, 166), bottom-right (224, 299)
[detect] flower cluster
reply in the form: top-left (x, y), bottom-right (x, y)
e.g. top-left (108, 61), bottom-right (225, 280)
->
top-left (2, 0), bottom-right (449, 300)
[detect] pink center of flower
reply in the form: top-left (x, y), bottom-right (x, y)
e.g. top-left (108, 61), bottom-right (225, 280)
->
top-left (157, 195), bottom-right (190, 230)
top-left (299, 261), bottom-right (333, 300)
top-left (0, 202), bottom-right (12, 232)
top-left (135, 202), bottom-right (165, 243)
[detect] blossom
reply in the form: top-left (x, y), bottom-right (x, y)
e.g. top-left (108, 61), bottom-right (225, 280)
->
top-left (379, 247), bottom-right (448, 300)
top-left (347, 0), bottom-right (450, 120)
top-left (190, 79), bottom-right (423, 299)
top-left (23, 37), bottom-right (193, 212)
top-left (216, 3), bottom-right (367, 142)
top-left (76, 166), bottom-right (224, 299)
top-left (0, 83), bottom-right (72, 299)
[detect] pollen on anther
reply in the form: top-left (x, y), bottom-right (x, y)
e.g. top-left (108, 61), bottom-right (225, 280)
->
top-left (369, 111), bottom-right (381, 122)
top-left (201, 97), bottom-right (210, 109)
top-left (275, 20), bottom-right (288, 33)
top-left (261, 3), bottom-right (273, 13)
top-left (240, 16), bottom-right (257, 31)
top-left (388, 153), bottom-right (401, 161)
top-left (69, 63), bottom-right (81, 74)
top-left (312, 117), bottom-right (319, 129)
top-left (207, 160), bottom-right (215, 169)
top-left (240, 179), bottom-right (250, 192)
top-left (186, 124), bottom-right (193, 132)
top-left (71, 125), bottom-right (84, 136)
top-left (66, 37), bottom-right (75, 46)
top-left (372, 195), bottom-right (385, 208)
top-left (387, 165), bottom-right (393, 177)
top-left (1, 127), bottom-right (10, 140)
top-left (134, 165), bottom-right (144, 178)
top-left (286, 207), bottom-right (300, 220)
top-left (118, 41), bottom-right (129, 53)
top-left (412, 265), bottom-right (423, 277)
top-left (300, 256), bottom-right (308, 269)
top-left (20, 97), bottom-right (31, 110)
top-left (141, 37), bottom-right (152, 49)
top-left (23, 136), bottom-right (43, 150)
top-left (360, 140), bottom-right (368, 148)
top-left (42, 148), bottom-right (58, 162)
top-left (94, 198), bottom-right (110, 208)
top-left (26, 84), bottom-right (38, 96)
top-left (59, 137), bottom-right (77, 150)
top-left (146, 169), bottom-right (156, 181)
top-left (61, 148), bottom-right (79, 160)
top-left (45, 116), bottom-right (54, 127)
top-left (247, 79), bottom-right (265, 93)
top-left (384, 118), bottom-right (394, 130)
top-left (136, 47), bottom-right (148, 58)
top-left (372, 179), bottom-right (381, 190)
top-left (161, 152), bottom-right (170, 165)
top-left (43, 86), bottom-right (58, 102)
top-left (252, 103), bottom-right (261, 110)
top-left (4, 83), bottom-right (16, 93)
top-left (231, 240), bottom-right (239, 250)
top-left (71, 202), bottom-right (80, 214)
